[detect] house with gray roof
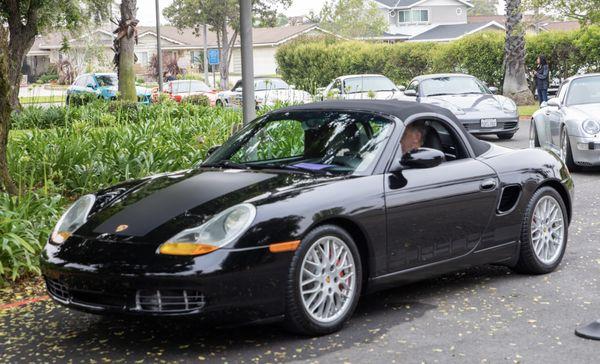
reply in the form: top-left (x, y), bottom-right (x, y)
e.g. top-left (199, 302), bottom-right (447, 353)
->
top-left (23, 24), bottom-right (332, 83)
top-left (371, 0), bottom-right (504, 42)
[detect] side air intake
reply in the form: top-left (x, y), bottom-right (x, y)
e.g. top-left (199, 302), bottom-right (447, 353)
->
top-left (498, 185), bottom-right (521, 213)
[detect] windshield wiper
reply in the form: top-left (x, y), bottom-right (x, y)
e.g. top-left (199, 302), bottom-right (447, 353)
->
top-left (252, 162), bottom-right (333, 175)
top-left (202, 160), bottom-right (250, 169)
top-left (457, 91), bottom-right (483, 95)
top-left (425, 93), bottom-right (453, 97)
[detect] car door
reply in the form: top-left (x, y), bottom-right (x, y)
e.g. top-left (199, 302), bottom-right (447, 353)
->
top-left (384, 120), bottom-right (499, 272)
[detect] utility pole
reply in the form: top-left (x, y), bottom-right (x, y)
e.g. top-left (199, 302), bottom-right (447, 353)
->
top-left (155, 0), bottom-right (163, 92)
top-left (239, 0), bottom-right (255, 123)
top-left (203, 23), bottom-right (209, 86)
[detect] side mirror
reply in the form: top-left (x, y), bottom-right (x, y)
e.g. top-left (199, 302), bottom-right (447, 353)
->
top-left (547, 98), bottom-right (561, 108)
top-left (400, 148), bottom-right (445, 169)
top-left (489, 86), bottom-right (498, 94)
top-left (206, 145), bottom-right (221, 157)
top-left (403, 89), bottom-right (417, 97)
top-left (397, 85), bottom-right (406, 91)
top-left (87, 83), bottom-right (96, 89)
top-left (234, 87), bottom-right (242, 92)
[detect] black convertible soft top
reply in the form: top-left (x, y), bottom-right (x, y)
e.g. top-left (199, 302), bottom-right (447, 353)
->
top-left (274, 100), bottom-right (491, 157)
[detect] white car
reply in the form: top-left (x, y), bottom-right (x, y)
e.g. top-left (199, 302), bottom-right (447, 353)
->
top-left (319, 74), bottom-right (405, 101)
top-left (216, 77), bottom-right (312, 108)
top-left (530, 73), bottom-right (600, 170)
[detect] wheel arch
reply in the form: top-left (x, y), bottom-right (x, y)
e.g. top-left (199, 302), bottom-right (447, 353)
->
top-left (537, 179), bottom-right (572, 224)
top-left (311, 217), bottom-right (372, 286)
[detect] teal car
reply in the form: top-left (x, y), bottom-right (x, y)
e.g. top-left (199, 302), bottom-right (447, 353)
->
top-left (66, 73), bottom-right (151, 104)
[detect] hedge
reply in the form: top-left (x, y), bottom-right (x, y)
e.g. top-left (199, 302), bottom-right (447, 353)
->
top-left (276, 26), bottom-right (600, 94)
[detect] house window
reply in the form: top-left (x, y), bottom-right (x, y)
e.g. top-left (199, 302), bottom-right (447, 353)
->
top-left (397, 9), bottom-right (429, 24)
top-left (190, 50), bottom-right (203, 64)
top-left (136, 51), bottom-right (149, 66)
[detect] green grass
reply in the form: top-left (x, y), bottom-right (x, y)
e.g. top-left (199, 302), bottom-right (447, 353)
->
top-left (19, 95), bottom-right (66, 104)
top-left (518, 104), bottom-right (539, 117)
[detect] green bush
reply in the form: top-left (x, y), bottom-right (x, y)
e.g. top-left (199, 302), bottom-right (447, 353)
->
top-left (0, 191), bottom-right (64, 281)
top-left (276, 29), bottom-right (599, 93)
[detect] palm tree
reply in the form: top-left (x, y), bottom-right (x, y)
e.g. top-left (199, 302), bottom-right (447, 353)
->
top-left (503, 0), bottom-right (534, 105)
top-left (115, 0), bottom-right (138, 102)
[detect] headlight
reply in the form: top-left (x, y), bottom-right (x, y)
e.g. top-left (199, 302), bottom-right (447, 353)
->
top-left (582, 120), bottom-right (600, 135)
top-left (50, 194), bottom-right (96, 244)
top-left (158, 203), bottom-right (256, 256)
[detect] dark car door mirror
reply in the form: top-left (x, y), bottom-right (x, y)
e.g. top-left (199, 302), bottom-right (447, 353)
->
top-left (488, 86), bottom-right (498, 94)
top-left (400, 148), bottom-right (445, 169)
top-left (403, 89), bottom-right (417, 97)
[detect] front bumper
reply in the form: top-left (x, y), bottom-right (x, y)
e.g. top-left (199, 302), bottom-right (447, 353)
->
top-left (40, 238), bottom-right (292, 322)
top-left (460, 117), bottom-right (519, 135)
top-left (569, 135), bottom-right (600, 167)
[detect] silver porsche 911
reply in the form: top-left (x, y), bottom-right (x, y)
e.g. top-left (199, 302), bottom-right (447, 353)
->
top-left (402, 74), bottom-right (519, 139)
top-left (530, 73), bottom-right (600, 170)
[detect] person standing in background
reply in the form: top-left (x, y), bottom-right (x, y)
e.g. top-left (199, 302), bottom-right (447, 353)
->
top-left (535, 55), bottom-right (550, 105)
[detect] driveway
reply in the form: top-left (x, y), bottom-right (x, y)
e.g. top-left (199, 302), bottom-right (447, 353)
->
top-left (1, 120), bottom-right (599, 363)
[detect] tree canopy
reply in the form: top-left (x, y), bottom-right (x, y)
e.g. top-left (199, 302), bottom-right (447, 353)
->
top-left (311, 0), bottom-right (387, 38)
top-left (528, 0), bottom-right (600, 25)
top-left (468, 0), bottom-right (499, 16)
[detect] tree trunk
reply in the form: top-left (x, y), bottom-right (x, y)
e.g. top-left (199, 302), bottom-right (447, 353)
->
top-left (118, 0), bottom-right (138, 102)
top-left (0, 28), bottom-right (18, 195)
top-left (503, 0), bottom-right (534, 105)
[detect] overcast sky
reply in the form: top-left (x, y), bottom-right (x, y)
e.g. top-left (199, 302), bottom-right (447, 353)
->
top-left (136, 0), bottom-right (507, 26)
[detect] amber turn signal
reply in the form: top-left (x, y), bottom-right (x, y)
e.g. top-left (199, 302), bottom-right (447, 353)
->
top-left (158, 242), bottom-right (219, 256)
top-left (51, 231), bottom-right (71, 244)
top-left (269, 240), bottom-right (301, 253)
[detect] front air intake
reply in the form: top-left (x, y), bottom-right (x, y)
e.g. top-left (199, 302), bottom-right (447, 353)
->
top-left (135, 289), bottom-right (206, 313)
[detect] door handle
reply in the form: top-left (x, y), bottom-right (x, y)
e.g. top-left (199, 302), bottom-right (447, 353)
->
top-left (480, 179), bottom-right (497, 191)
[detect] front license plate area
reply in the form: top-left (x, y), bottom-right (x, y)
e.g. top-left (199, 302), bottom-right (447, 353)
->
top-left (481, 118), bottom-right (497, 128)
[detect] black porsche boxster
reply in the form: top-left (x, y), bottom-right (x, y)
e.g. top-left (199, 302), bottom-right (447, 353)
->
top-left (41, 100), bottom-right (573, 335)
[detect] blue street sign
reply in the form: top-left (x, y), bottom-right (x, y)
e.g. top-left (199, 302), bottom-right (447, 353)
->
top-left (208, 49), bottom-right (219, 65)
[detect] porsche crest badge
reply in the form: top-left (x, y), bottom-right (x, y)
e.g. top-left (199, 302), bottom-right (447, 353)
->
top-left (115, 224), bottom-right (129, 233)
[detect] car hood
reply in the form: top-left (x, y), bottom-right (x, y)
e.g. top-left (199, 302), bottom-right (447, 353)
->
top-left (568, 103), bottom-right (600, 120)
top-left (422, 94), bottom-right (506, 112)
top-left (77, 168), bottom-right (331, 243)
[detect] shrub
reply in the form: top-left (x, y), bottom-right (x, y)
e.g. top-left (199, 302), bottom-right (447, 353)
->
top-left (276, 29), bottom-right (599, 93)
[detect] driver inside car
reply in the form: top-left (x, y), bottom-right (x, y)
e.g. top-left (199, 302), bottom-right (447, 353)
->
top-left (400, 120), bottom-right (427, 155)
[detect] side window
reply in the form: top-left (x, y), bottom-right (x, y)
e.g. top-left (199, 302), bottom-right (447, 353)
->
top-left (232, 81), bottom-right (242, 91)
top-left (407, 81), bottom-right (419, 93)
top-left (557, 81), bottom-right (569, 103)
top-left (399, 119), bottom-right (468, 161)
top-left (332, 79), bottom-right (342, 94)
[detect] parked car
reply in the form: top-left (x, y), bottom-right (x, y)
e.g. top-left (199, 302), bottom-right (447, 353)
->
top-left (216, 77), bottom-right (312, 108)
top-left (319, 74), bottom-right (404, 101)
top-left (530, 73), bottom-right (600, 170)
top-left (402, 74), bottom-right (519, 139)
top-left (533, 77), bottom-right (562, 99)
top-left (152, 80), bottom-right (217, 105)
top-left (42, 100), bottom-right (572, 335)
top-left (66, 73), bottom-right (151, 104)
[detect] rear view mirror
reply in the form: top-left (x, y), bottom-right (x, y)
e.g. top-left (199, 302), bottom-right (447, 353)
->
top-left (400, 148), bottom-right (445, 169)
top-left (403, 89), bottom-right (417, 97)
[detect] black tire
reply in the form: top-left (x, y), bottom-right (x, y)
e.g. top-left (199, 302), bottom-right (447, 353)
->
top-left (560, 127), bottom-right (578, 171)
top-left (284, 225), bottom-right (362, 336)
top-left (497, 132), bottom-right (515, 140)
top-left (513, 187), bottom-right (568, 275)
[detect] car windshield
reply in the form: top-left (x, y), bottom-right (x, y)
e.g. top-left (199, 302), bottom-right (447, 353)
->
top-left (343, 76), bottom-right (396, 94)
top-left (204, 111), bottom-right (395, 175)
top-left (421, 76), bottom-right (489, 97)
top-left (566, 76), bottom-right (600, 106)
top-left (172, 80), bottom-right (211, 93)
top-left (255, 79), bottom-right (289, 91)
top-left (96, 75), bottom-right (118, 87)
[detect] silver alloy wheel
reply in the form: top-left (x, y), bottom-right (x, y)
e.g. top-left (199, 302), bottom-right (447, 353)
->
top-left (531, 195), bottom-right (565, 265)
top-left (300, 236), bottom-right (356, 323)
top-left (560, 129), bottom-right (569, 163)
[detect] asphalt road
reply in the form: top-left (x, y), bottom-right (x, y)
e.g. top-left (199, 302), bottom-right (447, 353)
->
top-left (2, 120), bottom-right (599, 363)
